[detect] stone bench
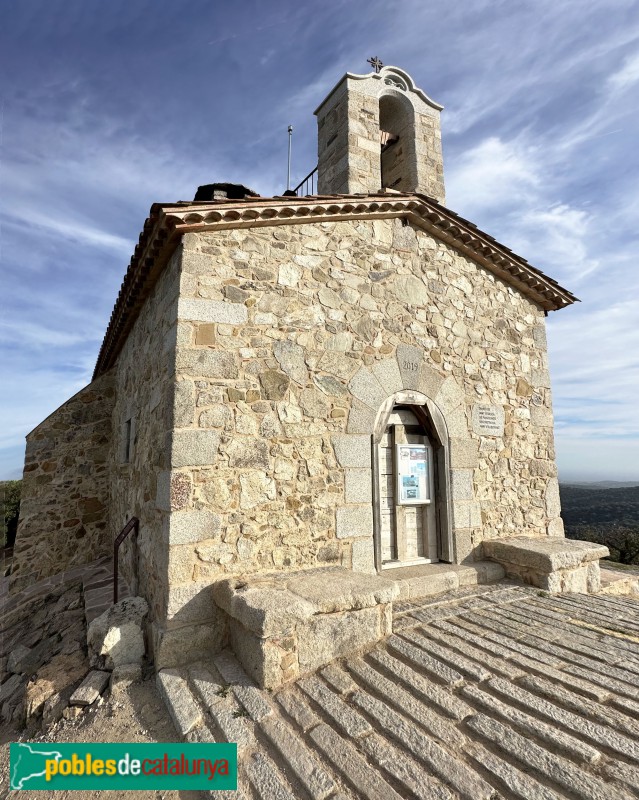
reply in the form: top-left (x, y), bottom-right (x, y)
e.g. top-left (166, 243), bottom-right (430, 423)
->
top-left (483, 536), bottom-right (609, 594)
top-left (212, 567), bottom-right (399, 690)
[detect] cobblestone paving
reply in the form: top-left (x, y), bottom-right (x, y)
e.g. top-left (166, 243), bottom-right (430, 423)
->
top-left (158, 585), bottom-right (639, 799)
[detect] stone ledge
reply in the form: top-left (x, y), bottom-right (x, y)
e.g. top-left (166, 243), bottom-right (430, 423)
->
top-left (213, 567), bottom-right (399, 636)
top-left (213, 567), bottom-right (399, 689)
top-left (483, 536), bottom-right (608, 572)
top-left (483, 536), bottom-right (609, 594)
top-left (598, 567), bottom-right (639, 596)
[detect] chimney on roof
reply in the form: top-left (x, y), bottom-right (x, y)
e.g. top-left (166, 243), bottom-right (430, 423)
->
top-left (193, 183), bottom-right (260, 201)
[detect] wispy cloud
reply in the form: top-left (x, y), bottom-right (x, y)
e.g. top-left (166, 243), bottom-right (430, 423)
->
top-left (2, 209), bottom-right (132, 254)
top-left (1, 0), bottom-right (638, 482)
top-left (607, 50), bottom-right (639, 91)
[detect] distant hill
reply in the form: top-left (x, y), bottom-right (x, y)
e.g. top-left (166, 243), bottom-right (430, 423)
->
top-left (561, 481), bottom-right (639, 490)
top-left (1, 479), bottom-right (21, 549)
top-left (559, 485), bottom-right (639, 527)
top-left (559, 484), bottom-right (639, 564)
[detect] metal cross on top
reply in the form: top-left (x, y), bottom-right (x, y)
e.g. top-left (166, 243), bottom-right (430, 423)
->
top-left (367, 56), bottom-right (384, 73)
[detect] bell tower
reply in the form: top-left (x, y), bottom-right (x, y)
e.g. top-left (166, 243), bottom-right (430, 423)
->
top-left (314, 61), bottom-right (445, 203)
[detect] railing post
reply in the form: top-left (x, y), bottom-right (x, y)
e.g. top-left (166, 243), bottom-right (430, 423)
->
top-left (292, 165), bottom-right (318, 197)
top-left (113, 517), bottom-right (139, 604)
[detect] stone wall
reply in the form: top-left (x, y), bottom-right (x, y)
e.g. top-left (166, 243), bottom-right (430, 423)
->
top-left (109, 250), bottom-right (181, 662)
top-left (158, 215), bottom-right (561, 662)
top-left (10, 372), bottom-right (116, 591)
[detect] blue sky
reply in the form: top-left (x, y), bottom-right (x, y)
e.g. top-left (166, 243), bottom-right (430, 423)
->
top-left (1, 0), bottom-right (638, 482)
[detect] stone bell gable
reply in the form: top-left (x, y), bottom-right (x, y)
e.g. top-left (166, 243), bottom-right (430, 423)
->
top-left (315, 65), bottom-right (445, 200)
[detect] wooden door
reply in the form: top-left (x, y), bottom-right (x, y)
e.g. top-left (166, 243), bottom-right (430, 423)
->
top-left (378, 430), bottom-right (396, 562)
top-left (377, 408), bottom-right (438, 567)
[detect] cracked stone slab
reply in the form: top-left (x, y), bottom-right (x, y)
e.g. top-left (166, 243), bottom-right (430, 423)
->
top-left (69, 670), bottom-right (110, 707)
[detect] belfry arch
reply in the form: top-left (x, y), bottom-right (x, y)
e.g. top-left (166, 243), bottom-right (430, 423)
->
top-left (379, 91), bottom-right (418, 193)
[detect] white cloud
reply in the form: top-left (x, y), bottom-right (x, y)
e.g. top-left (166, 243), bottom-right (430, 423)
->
top-left (607, 50), bottom-right (639, 92)
top-left (447, 137), bottom-right (601, 284)
top-left (509, 204), bottom-right (600, 283)
top-left (548, 300), bottom-right (639, 444)
top-left (1, 209), bottom-right (132, 255)
top-left (446, 137), bottom-right (541, 215)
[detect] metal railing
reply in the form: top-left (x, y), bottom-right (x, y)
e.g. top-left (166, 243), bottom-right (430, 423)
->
top-left (292, 165), bottom-right (318, 196)
top-left (113, 516), bottom-right (139, 604)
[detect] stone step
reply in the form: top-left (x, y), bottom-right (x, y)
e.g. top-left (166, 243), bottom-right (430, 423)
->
top-left (187, 662), bottom-right (256, 751)
top-left (467, 713), bottom-right (634, 800)
top-left (351, 691), bottom-right (494, 800)
top-left (309, 722), bottom-right (404, 800)
top-left (466, 740), bottom-right (567, 800)
top-left (260, 714), bottom-right (336, 800)
top-left (392, 583), bottom-right (495, 615)
top-left (348, 657), bottom-right (465, 747)
top-left (461, 683), bottom-right (602, 765)
top-left (401, 628), bottom-right (492, 682)
top-left (367, 648), bottom-right (473, 721)
top-left (156, 668), bottom-right (203, 739)
top-left (519, 674), bottom-right (639, 739)
top-left (386, 561), bottom-right (506, 603)
top-left (419, 621), bottom-right (526, 681)
top-left (297, 674), bottom-right (372, 739)
top-left (245, 752), bottom-right (297, 800)
top-left (487, 675), bottom-right (639, 761)
top-left (358, 732), bottom-right (456, 800)
top-left (538, 596), bottom-right (639, 637)
top-left (386, 634), bottom-right (465, 686)
top-left (598, 568), bottom-right (639, 597)
top-left (556, 593), bottom-right (639, 631)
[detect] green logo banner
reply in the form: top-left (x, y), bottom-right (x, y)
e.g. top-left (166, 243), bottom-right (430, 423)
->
top-left (10, 742), bottom-right (237, 791)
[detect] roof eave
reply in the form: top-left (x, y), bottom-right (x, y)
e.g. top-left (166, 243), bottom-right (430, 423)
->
top-left (92, 193), bottom-right (577, 378)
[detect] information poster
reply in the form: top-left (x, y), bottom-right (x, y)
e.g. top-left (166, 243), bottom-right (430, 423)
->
top-left (396, 444), bottom-right (431, 505)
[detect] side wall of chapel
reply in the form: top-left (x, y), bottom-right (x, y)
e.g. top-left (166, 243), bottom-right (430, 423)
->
top-left (9, 371), bottom-right (116, 592)
top-left (108, 250), bottom-right (182, 645)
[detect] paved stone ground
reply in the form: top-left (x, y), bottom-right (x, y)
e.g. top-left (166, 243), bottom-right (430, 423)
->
top-left (159, 583), bottom-right (639, 800)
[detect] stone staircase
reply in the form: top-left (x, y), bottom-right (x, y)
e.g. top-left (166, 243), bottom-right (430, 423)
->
top-left (383, 560), bottom-right (505, 601)
top-left (157, 583), bottom-right (639, 799)
top-left (81, 556), bottom-right (130, 626)
top-left (0, 556), bottom-right (130, 728)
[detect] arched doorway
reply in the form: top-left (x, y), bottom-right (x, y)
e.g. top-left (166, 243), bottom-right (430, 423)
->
top-left (372, 392), bottom-right (452, 571)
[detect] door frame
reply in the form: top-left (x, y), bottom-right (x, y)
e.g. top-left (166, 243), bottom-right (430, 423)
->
top-left (371, 390), bottom-right (453, 572)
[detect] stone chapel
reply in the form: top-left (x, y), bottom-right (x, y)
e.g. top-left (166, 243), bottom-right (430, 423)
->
top-left (12, 64), bottom-right (606, 682)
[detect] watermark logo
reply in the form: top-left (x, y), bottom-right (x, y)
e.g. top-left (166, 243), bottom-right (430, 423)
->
top-left (10, 742), bottom-right (237, 791)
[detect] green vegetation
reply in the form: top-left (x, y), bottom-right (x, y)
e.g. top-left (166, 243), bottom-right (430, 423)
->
top-left (560, 484), bottom-right (639, 565)
top-left (1, 480), bottom-right (21, 549)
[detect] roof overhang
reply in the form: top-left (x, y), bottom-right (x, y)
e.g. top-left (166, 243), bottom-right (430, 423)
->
top-left (93, 192), bottom-right (578, 378)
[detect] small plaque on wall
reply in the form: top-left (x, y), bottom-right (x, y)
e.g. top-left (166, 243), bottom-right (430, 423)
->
top-left (396, 444), bottom-right (432, 505)
top-left (472, 404), bottom-right (505, 437)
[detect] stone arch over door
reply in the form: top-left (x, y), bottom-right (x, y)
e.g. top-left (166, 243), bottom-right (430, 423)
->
top-left (336, 349), bottom-right (477, 575)
top-left (372, 390), bottom-right (453, 570)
